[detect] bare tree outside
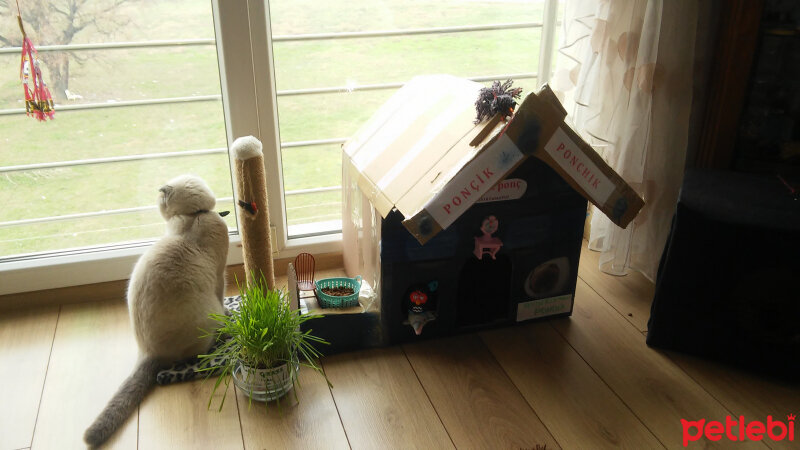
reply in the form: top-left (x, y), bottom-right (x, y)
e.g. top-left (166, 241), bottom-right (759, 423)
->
top-left (0, 0), bottom-right (132, 101)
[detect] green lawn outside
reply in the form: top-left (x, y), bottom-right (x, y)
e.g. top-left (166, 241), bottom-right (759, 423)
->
top-left (0, 0), bottom-right (547, 257)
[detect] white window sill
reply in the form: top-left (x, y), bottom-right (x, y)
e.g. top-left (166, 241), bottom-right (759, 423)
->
top-left (0, 231), bottom-right (343, 296)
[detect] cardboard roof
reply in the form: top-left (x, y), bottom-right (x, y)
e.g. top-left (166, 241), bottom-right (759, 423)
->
top-left (343, 74), bottom-right (644, 245)
top-left (343, 75), bottom-right (504, 221)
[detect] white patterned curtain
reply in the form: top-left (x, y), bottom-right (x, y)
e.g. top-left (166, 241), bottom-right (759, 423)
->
top-left (551, 0), bottom-right (698, 280)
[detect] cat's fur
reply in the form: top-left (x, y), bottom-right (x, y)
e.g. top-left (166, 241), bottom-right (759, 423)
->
top-left (84, 175), bottom-right (229, 447)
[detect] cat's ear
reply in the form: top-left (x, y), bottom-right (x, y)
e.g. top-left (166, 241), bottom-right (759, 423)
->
top-left (159, 185), bottom-right (173, 208)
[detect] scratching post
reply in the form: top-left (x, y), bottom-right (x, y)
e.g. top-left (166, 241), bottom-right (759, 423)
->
top-left (232, 136), bottom-right (276, 289)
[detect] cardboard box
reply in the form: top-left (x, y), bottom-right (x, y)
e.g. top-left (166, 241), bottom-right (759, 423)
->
top-left (343, 75), bottom-right (644, 245)
top-left (320, 75), bottom-right (646, 350)
top-left (373, 157), bottom-right (586, 344)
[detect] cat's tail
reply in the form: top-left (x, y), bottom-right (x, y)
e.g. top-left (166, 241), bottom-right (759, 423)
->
top-left (83, 356), bottom-right (161, 447)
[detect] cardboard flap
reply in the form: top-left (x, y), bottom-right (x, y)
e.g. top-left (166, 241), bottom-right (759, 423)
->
top-left (343, 75), bottom-right (489, 219)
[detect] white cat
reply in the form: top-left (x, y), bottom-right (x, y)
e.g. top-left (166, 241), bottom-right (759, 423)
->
top-left (84, 174), bottom-right (229, 447)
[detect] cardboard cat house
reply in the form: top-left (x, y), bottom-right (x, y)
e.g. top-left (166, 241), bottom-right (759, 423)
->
top-left (327, 75), bottom-right (642, 348)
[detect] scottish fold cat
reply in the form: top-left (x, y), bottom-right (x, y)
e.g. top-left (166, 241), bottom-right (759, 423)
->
top-left (84, 174), bottom-right (228, 446)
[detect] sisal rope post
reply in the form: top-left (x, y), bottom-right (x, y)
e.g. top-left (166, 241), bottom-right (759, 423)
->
top-left (231, 136), bottom-right (276, 289)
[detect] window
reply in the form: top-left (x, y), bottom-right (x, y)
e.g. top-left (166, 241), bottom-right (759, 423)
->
top-left (221, 0), bottom-right (559, 247)
top-left (0, 0), bottom-right (560, 295)
top-left (0, 1), bottom-right (244, 294)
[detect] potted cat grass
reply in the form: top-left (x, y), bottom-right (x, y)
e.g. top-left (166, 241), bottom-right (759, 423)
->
top-left (199, 274), bottom-right (330, 409)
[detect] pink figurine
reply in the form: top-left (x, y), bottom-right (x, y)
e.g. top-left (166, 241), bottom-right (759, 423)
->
top-left (473, 215), bottom-right (503, 260)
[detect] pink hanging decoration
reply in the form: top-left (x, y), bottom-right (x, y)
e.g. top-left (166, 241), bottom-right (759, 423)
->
top-left (17, 2), bottom-right (54, 121)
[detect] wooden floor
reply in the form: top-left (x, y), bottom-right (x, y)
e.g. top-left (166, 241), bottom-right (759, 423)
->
top-left (2, 241), bottom-right (798, 450)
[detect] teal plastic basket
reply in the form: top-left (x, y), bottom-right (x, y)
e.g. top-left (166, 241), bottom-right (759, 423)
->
top-left (315, 276), bottom-right (362, 308)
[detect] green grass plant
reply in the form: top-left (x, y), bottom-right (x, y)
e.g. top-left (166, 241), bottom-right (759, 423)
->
top-left (199, 275), bottom-right (330, 410)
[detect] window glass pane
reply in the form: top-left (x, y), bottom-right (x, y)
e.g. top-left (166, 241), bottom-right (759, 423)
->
top-left (269, 0), bottom-right (546, 237)
top-left (0, 1), bottom-right (234, 258)
top-left (273, 31), bottom-right (539, 91)
top-left (269, 0), bottom-right (541, 34)
top-left (282, 142), bottom-right (345, 236)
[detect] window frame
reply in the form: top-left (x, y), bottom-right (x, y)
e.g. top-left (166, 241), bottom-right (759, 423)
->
top-left (214, 0), bottom-right (342, 254)
top-left (0, 0), bottom-right (341, 296)
top-left (213, 0), bottom-right (343, 256)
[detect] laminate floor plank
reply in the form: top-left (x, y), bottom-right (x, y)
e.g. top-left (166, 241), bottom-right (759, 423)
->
top-left (235, 366), bottom-right (349, 450)
top-left (482, 322), bottom-right (662, 449)
top-left (667, 352), bottom-right (800, 450)
top-left (578, 240), bottom-right (655, 332)
top-left (323, 346), bottom-right (453, 449)
top-left (31, 300), bottom-right (138, 450)
top-left (138, 377), bottom-right (244, 449)
top-left (403, 334), bottom-right (560, 449)
top-left (0, 306), bottom-right (58, 450)
top-left (552, 280), bottom-right (767, 449)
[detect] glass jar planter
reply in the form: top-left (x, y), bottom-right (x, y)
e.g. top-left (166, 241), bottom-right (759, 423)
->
top-left (232, 358), bottom-right (298, 402)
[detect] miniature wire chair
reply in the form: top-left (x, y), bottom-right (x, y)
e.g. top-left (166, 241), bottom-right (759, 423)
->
top-left (294, 252), bottom-right (316, 297)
